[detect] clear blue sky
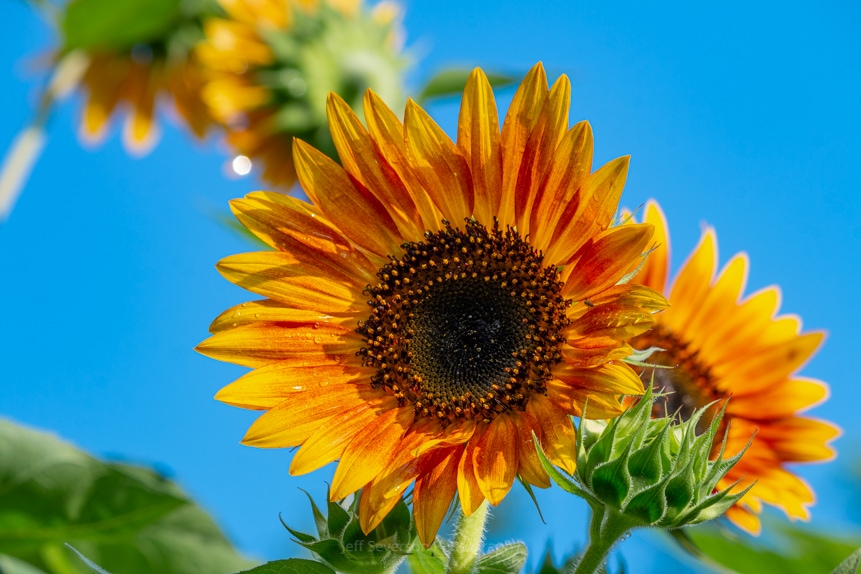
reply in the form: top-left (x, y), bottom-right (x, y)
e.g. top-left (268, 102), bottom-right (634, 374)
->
top-left (2, 1), bottom-right (860, 571)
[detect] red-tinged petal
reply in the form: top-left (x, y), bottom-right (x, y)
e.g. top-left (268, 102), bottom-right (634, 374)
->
top-left (472, 415), bottom-right (518, 505)
top-left (514, 75), bottom-right (571, 235)
top-left (240, 384), bottom-right (385, 448)
top-left (363, 90), bottom-right (443, 232)
top-left (215, 360), bottom-right (365, 409)
top-left (512, 411), bottom-right (550, 488)
top-left (546, 156), bottom-right (630, 263)
top-left (457, 68), bottom-right (502, 224)
top-left (327, 93), bottom-right (423, 242)
top-left (457, 437), bottom-right (486, 516)
top-left (358, 430), bottom-right (428, 533)
top-left (294, 138), bottom-right (401, 260)
top-left (229, 191), bottom-right (377, 280)
top-left (414, 447), bottom-right (460, 546)
top-left (404, 99), bottom-right (473, 222)
top-left (289, 402), bottom-right (384, 475)
top-left (529, 121), bottom-right (593, 252)
top-left (526, 394), bottom-right (577, 475)
top-left (330, 406), bottom-right (415, 500)
top-left (499, 62), bottom-right (548, 225)
top-left (215, 251), bottom-right (364, 313)
top-left (561, 224), bottom-right (654, 300)
top-left (196, 322), bottom-right (361, 368)
top-left (208, 299), bottom-right (353, 333)
top-left (638, 200), bottom-right (670, 293)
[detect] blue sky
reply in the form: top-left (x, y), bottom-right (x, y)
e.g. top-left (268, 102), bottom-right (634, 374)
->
top-left (2, 1), bottom-right (860, 571)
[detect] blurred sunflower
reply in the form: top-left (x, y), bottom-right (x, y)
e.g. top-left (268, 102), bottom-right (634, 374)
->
top-left (72, 0), bottom-right (220, 153)
top-left (198, 64), bottom-right (668, 545)
top-left (195, 0), bottom-right (409, 189)
top-left (629, 200), bottom-right (840, 534)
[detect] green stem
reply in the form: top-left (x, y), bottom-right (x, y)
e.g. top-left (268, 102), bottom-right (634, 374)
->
top-left (571, 507), bottom-right (635, 574)
top-left (446, 500), bottom-right (489, 574)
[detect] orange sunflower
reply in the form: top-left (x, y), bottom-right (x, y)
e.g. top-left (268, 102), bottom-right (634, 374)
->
top-left (196, 0), bottom-right (408, 189)
top-left (197, 63), bottom-right (668, 545)
top-left (629, 200), bottom-right (839, 534)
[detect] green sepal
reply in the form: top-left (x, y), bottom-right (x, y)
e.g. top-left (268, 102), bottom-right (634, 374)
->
top-left (474, 542), bottom-right (527, 574)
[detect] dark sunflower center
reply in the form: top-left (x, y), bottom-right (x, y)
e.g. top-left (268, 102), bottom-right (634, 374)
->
top-left (631, 326), bottom-right (723, 435)
top-left (357, 219), bottom-right (570, 424)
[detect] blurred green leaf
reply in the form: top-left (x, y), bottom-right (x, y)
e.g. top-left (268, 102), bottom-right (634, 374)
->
top-left (61, 0), bottom-right (181, 51)
top-left (237, 559), bottom-right (335, 574)
top-left (680, 520), bottom-right (861, 574)
top-left (0, 418), bottom-right (254, 574)
top-left (831, 549), bottom-right (861, 574)
top-left (416, 68), bottom-right (518, 103)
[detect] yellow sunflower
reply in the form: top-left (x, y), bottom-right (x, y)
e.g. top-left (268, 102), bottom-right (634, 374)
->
top-left (629, 200), bottom-right (839, 534)
top-left (195, 0), bottom-right (408, 189)
top-left (79, 50), bottom-right (211, 154)
top-left (197, 63), bottom-right (668, 545)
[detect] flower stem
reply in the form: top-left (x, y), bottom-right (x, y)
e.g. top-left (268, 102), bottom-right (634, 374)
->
top-left (446, 500), bottom-right (489, 574)
top-left (571, 507), bottom-right (635, 574)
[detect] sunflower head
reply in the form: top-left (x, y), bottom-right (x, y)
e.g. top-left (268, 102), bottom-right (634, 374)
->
top-left (195, 0), bottom-right (409, 188)
top-left (627, 200), bottom-right (840, 534)
top-left (198, 62), bottom-right (669, 545)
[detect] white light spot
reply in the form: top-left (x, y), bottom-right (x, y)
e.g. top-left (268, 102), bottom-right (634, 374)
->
top-left (231, 155), bottom-right (252, 176)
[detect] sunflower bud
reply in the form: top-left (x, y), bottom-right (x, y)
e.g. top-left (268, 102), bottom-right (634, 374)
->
top-left (537, 382), bottom-right (754, 529)
top-left (283, 491), bottom-right (414, 574)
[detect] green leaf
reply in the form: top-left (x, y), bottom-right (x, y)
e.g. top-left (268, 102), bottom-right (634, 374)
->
top-left (404, 541), bottom-right (447, 574)
top-left (416, 68), bottom-right (519, 103)
top-left (237, 559), bottom-right (336, 574)
top-left (61, 0), bottom-right (181, 51)
top-left (0, 418), bottom-right (254, 574)
top-left (831, 549), bottom-right (861, 574)
top-left (681, 520), bottom-right (861, 574)
top-left (475, 542), bottom-right (527, 574)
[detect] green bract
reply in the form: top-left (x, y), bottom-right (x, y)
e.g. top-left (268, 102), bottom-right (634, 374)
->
top-left (282, 492), bottom-right (413, 574)
top-left (536, 382), bottom-right (754, 530)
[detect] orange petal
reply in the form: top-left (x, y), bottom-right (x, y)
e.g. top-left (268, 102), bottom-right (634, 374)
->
top-left (363, 90), bottom-right (443, 233)
top-left (638, 200), bottom-right (670, 293)
top-left (240, 384), bottom-right (385, 447)
top-left (404, 99), bottom-right (473, 222)
top-left (230, 191), bottom-right (377, 280)
top-left (196, 322), bottom-right (361, 368)
top-left (457, 437), bottom-right (486, 515)
top-left (414, 447), bottom-right (460, 546)
top-left (457, 68), bottom-right (502, 224)
top-left (294, 138), bottom-right (400, 260)
top-left (514, 74), bottom-right (571, 234)
top-left (526, 394), bottom-right (577, 475)
top-left (512, 411), bottom-right (550, 488)
top-left (330, 406), bottom-right (415, 500)
top-left (561, 224), bottom-right (654, 300)
top-left (215, 251), bottom-right (363, 313)
top-left (546, 156), bottom-right (630, 263)
top-left (327, 93), bottom-right (423, 242)
top-left (289, 402), bottom-right (384, 475)
top-left (529, 121), bottom-right (594, 252)
top-left (472, 415), bottom-right (518, 505)
top-left (215, 360), bottom-right (365, 409)
top-left (499, 62), bottom-right (548, 225)
top-left (208, 299), bottom-right (353, 333)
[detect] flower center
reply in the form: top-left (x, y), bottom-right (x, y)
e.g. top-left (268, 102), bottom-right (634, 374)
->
top-left (631, 326), bottom-right (723, 434)
top-left (357, 219), bottom-right (570, 424)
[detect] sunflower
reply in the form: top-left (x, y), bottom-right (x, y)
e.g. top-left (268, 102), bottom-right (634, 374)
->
top-left (197, 63), bottom-right (668, 545)
top-left (195, 0), bottom-right (408, 189)
top-left (629, 200), bottom-right (839, 534)
top-left (78, 50), bottom-right (212, 154)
